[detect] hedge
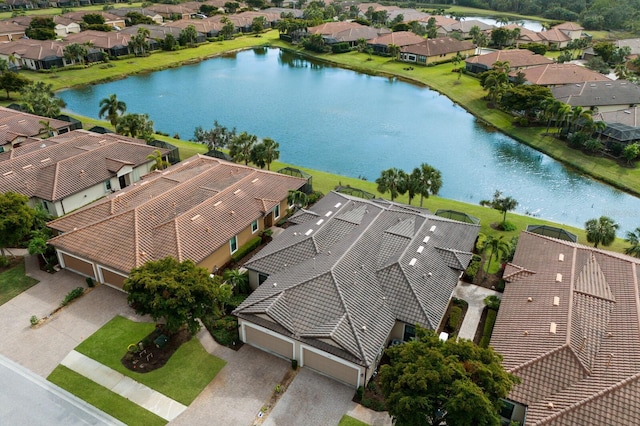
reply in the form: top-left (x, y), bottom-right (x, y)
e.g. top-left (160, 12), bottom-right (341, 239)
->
top-left (448, 306), bottom-right (462, 330)
top-left (231, 236), bottom-right (262, 263)
top-left (479, 308), bottom-right (498, 348)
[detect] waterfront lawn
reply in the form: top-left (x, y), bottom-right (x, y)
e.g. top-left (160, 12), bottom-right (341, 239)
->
top-left (48, 366), bottom-right (166, 426)
top-left (0, 259), bottom-right (38, 306)
top-left (0, 3), bottom-right (144, 19)
top-left (74, 315), bottom-right (226, 405)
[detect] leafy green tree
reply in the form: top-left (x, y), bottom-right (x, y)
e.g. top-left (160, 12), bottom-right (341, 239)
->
top-left (376, 168), bottom-right (407, 202)
top-left (116, 113), bottom-right (154, 141)
top-left (20, 82), bottom-right (66, 118)
top-left (179, 25), bottom-right (198, 47)
top-left (593, 41), bottom-right (615, 63)
top-left (220, 17), bottom-right (236, 40)
top-left (129, 27), bottom-right (151, 56)
top-left (500, 85), bottom-right (553, 119)
top-left (82, 13), bottom-right (105, 25)
top-left (147, 149), bottom-right (170, 171)
top-left (287, 190), bottom-right (309, 210)
top-left (585, 216), bottom-right (619, 248)
top-left (426, 17), bottom-right (437, 39)
top-left (379, 326), bottom-right (519, 426)
top-left (251, 16), bottom-right (267, 33)
top-left (163, 34), bottom-right (177, 51)
top-left (0, 71), bottom-right (29, 100)
top-left (98, 94), bottom-right (127, 127)
top-left (123, 257), bottom-right (232, 335)
top-left (0, 192), bottom-right (35, 257)
top-left (250, 137), bottom-right (279, 170)
top-left (229, 131), bottom-right (257, 165)
top-left (624, 228), bottom-right (640, 258)
top-left (480, 190), bottom-right (518, 225)
top-left (224, 2), bottom-right (240, 13)
top-left (64, 43), bottom-right (89, 66)
top-left (125, 12), bottom-right (155, 26)
top-left (623, 143), bottom-right (640, 165)
top-left (26, 17), bottom-right (56, 40)
top-left (193, 120), bottom-right (236, 151)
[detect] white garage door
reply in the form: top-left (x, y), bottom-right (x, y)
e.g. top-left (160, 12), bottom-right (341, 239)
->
top-left (244, 326), bottom-right (293, 359)
top-left (302, 348), bottom-right (360, 387)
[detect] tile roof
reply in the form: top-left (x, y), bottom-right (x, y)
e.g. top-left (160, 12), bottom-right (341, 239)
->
top-left (491, 232), bottom-right (640, 425)
top-left (48, 155), bottom-right (307, 274)
top-left (465, 49), bottom-right (554, 69)
top-left (0, 129), bottom-right (164, 202)
top-left (0, 21), bottom-right (27, 34)
top-left (65, 30), bottom-right (131, 49)
top-left (594, 107), bottom-right (640, 127)
top-left (401, 37), bottom-right (474, 57)
top-left (0, 39), bottom-right (65, 61)
top-left (331, 26), bottom-right (390, 43)
top-left (0, 107), bottom-right (71, 146)
top-left (439, 19), bottom-right (494, 33)
top-left (552, 22), bottom-right (584, 31)
top-left (367, 31), bottom-right (425, 47)
top-left (551, 80), bottom-right (640, 108)
top-left (235, 192), bottom-right (479, 367)
top-left (538, 28), bottom-right (571, 43)
top-left (513, 64), bottom-right (611, 86)
top-left (308, 21), bottom-right (365, 36)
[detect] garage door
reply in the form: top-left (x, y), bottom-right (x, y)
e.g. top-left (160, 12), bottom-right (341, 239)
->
top-left (100, 268), bottom-right (127, 290)
top-left (61, 253), bottom-right (95, 279)
top-left (245, 326), bottom-right (293, 359)
top-left (302, 348), bottom-right (360, 387)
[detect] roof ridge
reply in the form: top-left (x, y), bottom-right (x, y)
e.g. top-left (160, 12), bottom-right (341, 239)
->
top-left (538, 371), bottom-right (640, 425)
top-left (509, 344), bottom-right (585, 374)
top-left (399, 262), bottom-right (434, 328)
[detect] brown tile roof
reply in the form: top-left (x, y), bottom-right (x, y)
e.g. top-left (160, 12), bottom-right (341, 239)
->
top-left (48, 155), bottom-right (307, 274)
top-left (308, 21), bottom-right (364, 36)
top-left (491, 232), bottom-right (640, 425)
top-left (65, 30), bottom-right (131, 49)
top-left (332, 26), bottom-right (389, 43)
top-left (417, 15), bottom-right (457, 26)
top-left (60, 11), bottom-right (125, 24)
top-left (400, 37), bottom-right (474, 57)
top-left (0, 21), bottom-right (27, 34)
top-left (367, 31), bottom-right (424, 47)
top-left (538, 28), bottom-right (571, 43)
top-left (465, 49), bottom-right (554, 69)
top-left (0, 107), bottom-right (71, 146)
top-left (553, 22), bottom-right (583, 31)
top-left (0, 130), bottom-right (164, 202)
top-left (513, 64), bottom-right (611, 86)
top-left (0, 39), bottom-right (65, 61)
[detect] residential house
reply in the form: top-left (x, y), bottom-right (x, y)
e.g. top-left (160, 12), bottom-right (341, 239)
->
top-left (61, 11), bottom-right (126, 29)
top-left (0, 39), bottom-right (66, 70)
top-left (551, 80), bottom-right (640, 113)
top-left (509, 25), bottom-right (572, 49)
top-left (512, 63), bottom-right (611, 87)
top-left (437, 19), bottom-right (493, 39)
top-left (386, 8), bottom-right (430, 24)
top-left (234, 191), bottom-right (479, 388)
top-left (399, 37), bottom-right (475, 65)
top-left (583, 38), bottom-right (640, 61)
top-left (491, 231), bottom-right (640, 425)
top-left (356, 3), bottom-right (400, 17)
top-left (65, 30), bottom-right (132, 57)
top-left (465, 49), bottom-right (554, 73)
top-left (593, 108), bottom-right (640, 145)
top-left (120, 24), bottom-right (186, 50)
top-left (0, 106), bottom-right (73, 153)
top-left (163, 19), bottom-right (214, 39)
top-left (262, 7), bottom-right (304, 19)
top-left (109, 8), bottom-right (164, 25)
top-left (146, 4), bottom-right (197, 21)
top-left (0, 129), bottom-right (168, 217)
top-left (308, 21), bottom-right (389, 46)
top-left (0, 21), bottom-right (26, 41)
top-left (367, 31), bottom-right (424, 55)
top-left (552, 22), bottom-right (583, 41)
top-left (417, 14), bottom-right (457, 28)
top-left (47, 155), bottom-right (307, 289)
top-left (52, 15), bottom-right (81, 38)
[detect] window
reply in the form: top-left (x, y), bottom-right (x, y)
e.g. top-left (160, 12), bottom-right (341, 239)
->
top-left (229, 235), bottom-right (238, 254)
top-left (105, 179), bottom-right (112, 192)
top-left (499, 400), bottom-right (515, 421)
top-left (403, 324), bottom-right (415, 341)
top-left (41, 200), bottom-right (49, 213)
top-left (258, 273), bottom-right (268, 285)
top-left (251, 220), bottom-right (259, 233)
top-left (274, 204), bottom-right (280, 219)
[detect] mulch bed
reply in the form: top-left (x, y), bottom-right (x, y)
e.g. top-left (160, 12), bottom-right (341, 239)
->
top-left (121, 326), bottom-right (191, 373)
top-left (437, 298), bottom-right (469, 337)
top-left (0, 256), bottom-right (22, 273)
top-left (474, 307), bottom-right (490, 345)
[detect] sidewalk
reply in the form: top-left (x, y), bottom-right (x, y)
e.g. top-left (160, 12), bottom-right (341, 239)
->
top-left (453, 281), bottom-right (502, 341)
top-left (61, 351), bottom-right (186, 421)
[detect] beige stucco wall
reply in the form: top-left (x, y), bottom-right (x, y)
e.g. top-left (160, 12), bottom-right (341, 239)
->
top-left (197, 217), bottom-right (262, 272)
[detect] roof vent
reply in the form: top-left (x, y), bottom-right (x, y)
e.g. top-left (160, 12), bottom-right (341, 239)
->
top-left (607, 332), bottom-right (613, 338)
top-left (428, 272), bottom-right (432, 277)
top-left (547, 402), bottom-right (555, 410)
top-left (527, 297), bottom-right (533, 302)
top-left (293, 232), bottom-right (297, 236)
top-left (251, 178), bottom-right (259, 183)
top-left (553, 296), bottom-right (560, 306)
top-left (40, 157), bottom-right (51, 162)
top-left (40, 144), bottom-right (46, 148)
top-left (524, 330), bottom-right (529, 336)
top-left (316, 219), bottom-right (324, 225)
top-left (325, 211), bottom-right (332, 217)
top-left (213, 200), bottom-right (222, 207)
top-left (417, 246), bottom-right (424, 253)
top-left (430, 225), bottom-right (436, 232)
top-left (334, 202), bottom-right (342, 208)
top-left (558, 253), bottom-right (564, 262)
top-left (206, 227), bottom-right (211, 232)
top-left (191, 214), bottom-right (201, 221)
top-left (233, 189), bottom-right (241, 194)
top-left (305, 229), bottom-right (313, 236)
top-left (556, 273), bottom-right (562, 282)
top-left (230, 210), bottom-right (235, 215)
top-left (140, 251), bottom-right (146, 256)
top-left (361, 325), bottom-right (367, 332)
top-left (423, 236), bottom-right (430, 244)
top-left (549, 322), bottom-right (557, 334)
top-left (273, 282), bottom-right (277, 287)
top-left (327, 251), bottom-right (331, 255)
top-left (2, 171), bottom-right (13, 176)
top-left (409, 258), bottom-right (417, 266)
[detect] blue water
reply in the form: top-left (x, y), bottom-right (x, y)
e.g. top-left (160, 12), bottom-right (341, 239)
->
top-left (59, 48), bottom-right (640, 233)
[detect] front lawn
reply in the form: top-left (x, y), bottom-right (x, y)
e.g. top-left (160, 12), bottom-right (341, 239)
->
top-left (338, 415), bottom-right (369, 426)
top-left (74, 315), bottom-right (226, 405)
top-left (0, 259), bottom-right (39, 306)
top-left (48, 365), bottom-right (166, 426)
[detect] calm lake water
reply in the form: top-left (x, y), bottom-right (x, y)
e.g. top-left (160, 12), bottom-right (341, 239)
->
top-left (463, 16), bottom-right (544, 32)
top-left (59, 48), bottom-right (640, 233)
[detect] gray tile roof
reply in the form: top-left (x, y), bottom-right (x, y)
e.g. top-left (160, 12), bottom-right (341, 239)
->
top-left (235, 191), bottom-right (479, 367)
top-left (551, 80), bottom-right (640, 108)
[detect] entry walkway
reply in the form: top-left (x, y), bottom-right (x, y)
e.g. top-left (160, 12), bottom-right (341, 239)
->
top-left (453, 281), bottom-right (502, 341)
top-left (61, 351), bottom-right (187, 421)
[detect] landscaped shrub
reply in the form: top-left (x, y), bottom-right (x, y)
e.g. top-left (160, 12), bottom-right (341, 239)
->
top-left (203, 315), bottom-right (239, 346)
top-left (448, 306), bottom-right (462, 331)
top-left (568, 132), bottom-right (588, 149)
top-left (86, 277), bottom-right (95, 288)
top-left (609, 142), bottom-right (625, 157)
top-left (61, 287), bottom-right (84, 307)
top-left (231, 236), bottom-right (261, 263)
top-left (463, 255), bottom-right (481, 282)
top-left (307, 190), bottom-right (323, 205)
top-left (291, 359), bottom-right (298, 370)
top-left (484, 295), bottom-right (501, 310)
top-left (0, 256), bottom-right (9, 268)
top-left (355, 386), bottom-right (364, 400)
top-left (30, 315), bottom-right (39, 326)
top-left (499, 221), bottom-right (517, 232)
top-left (479, 308), bottom-right (498, 348)
top-left (331, 42), bottom-right (350, 54)
top-left (224, 294), bottom-right (249, 312)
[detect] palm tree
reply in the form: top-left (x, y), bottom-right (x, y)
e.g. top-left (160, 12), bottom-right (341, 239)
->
top-left (480, 190), bottom-right (518, 225)
top-left (147, 149), bottom-right (170, 171)
top-left (403, 169), bottom-right (421, 205)
top-left (482, 69), bottom-right (510, 107)
top-left (229, 131), bottom-right (257, 165)
top-left (261, 137), bottom-right (279, 170)
top-left (99, 94), bottom-right (126, 128)
top-left (481, 235), bottom-right (511, 272)
top-left (415, 163), bottom-right (442, 207)
top-left (376, 168), bottom-right (407, 201)
top-left (387, 44), bottom-right (400, 60)
top-left (288, 190), bottom-right (308, 210)
top-left (624, 228), bottom-right (640, 257)
top-left (222, 268), bottom-right (250, 295)
top-left (568, 106), bottom-right (592, 134)
top-left (38, 120), bottom-right (55, 138)
top-left (585, 216), bottom-right (619, 248)
top-left (555, 103), bottom-right (572, 134)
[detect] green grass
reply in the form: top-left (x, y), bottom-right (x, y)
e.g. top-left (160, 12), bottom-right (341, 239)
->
top-left (74, 315), bottom-right (226, 405)
top-left (338, 415), bottom-right (370, 426)
top-left (48, 365), bottom-right (166, 426)
top-left (0, 3), bottom-right (145, 19)
top-left (0, 259), bottom-right (38, 306)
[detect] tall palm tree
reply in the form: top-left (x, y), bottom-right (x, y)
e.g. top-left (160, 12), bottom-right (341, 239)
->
top-left (99, 94), bottom-right (126, 128)
top-left (229, 131), bottom-right (257, 165)
top-left (585, 216), bottom-right (619, 248)
top-left (376, 168), bottom-right (406, 201)
top-left (38, 120), bottom-right (55, 138)
top-left (624, 228), bottom-right (640, 257)
top-left (481, 235), bottom-right (511, 272)
top-left (147, 149), bottom-right (170, 171)
top-left (287, 190), bottom-right (308, 210)
top-left (555, 103), bottom-right (572, 134)
top-left (387, 44), bottom-right (400, 60)
top-left (261, 137), bottom-right (279, 170)
top-left (415, 163), bottom-right (442, 207)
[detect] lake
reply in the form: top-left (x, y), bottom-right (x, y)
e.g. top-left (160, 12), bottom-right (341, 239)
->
top-left (58, 48), bottom-right (640, 233)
